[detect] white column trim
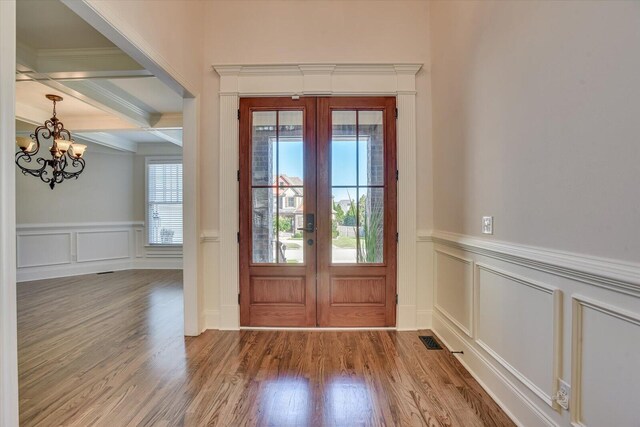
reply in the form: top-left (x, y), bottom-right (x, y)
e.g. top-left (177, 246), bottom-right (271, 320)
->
top-left (213, 63), bottom-right (422, 330)
top-left (182, 97), bottom-right (202, 335)
top-left (0, 1), bottom-right (19, 425)
top-left (218, 94), bottom-right (240, 330)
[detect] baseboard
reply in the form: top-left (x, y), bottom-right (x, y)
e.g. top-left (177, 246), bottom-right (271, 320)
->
top-left (432, 311), bottom-right (558, 427)
top-left (219, 304), bottom-right (240, 330)
top-left (17, 259), bottom-right (182, 282)
top-left (204, 309), bottom-right (220, 330)
top-left (134, 259), bottom-right (183, 270)
top-left (416, 309), bottom-right (433, 329)
top-left (397, 304), bottom-right (418, 330)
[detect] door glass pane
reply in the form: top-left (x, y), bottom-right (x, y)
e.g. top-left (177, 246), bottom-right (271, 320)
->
top-left (358, 111), bottom-right (384, 186)
top-left (359, 187), bottom-right (384, 263)
top-left (278, 111), bottom-right (304, 183)
top-left (331, 187), bottom-right (358, 263)
top-left (252, 188), bottom-right (277, 263)
top-left (331, 111), bottom-right (357, 186)
top-left (252, 110), bottom-right (305, 264)
top-left (278, 187), bottom-right (304, 264)
top-left (330, 110), bottom-right (385, 264)
top-left (252, 111), bottom-right (277, 186)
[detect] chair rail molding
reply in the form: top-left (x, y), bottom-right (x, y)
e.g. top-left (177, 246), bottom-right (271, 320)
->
top-left (431, 230), bottom-right (640, 297)
top-left (213, 63), bottom-right (423, 330)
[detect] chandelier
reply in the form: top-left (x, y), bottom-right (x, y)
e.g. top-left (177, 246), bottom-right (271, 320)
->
top-left (15, 94), bottom-right (87, 190)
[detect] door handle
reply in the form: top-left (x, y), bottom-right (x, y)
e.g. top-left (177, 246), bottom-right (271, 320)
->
top-left (297, 213), bottom-right (315, 233)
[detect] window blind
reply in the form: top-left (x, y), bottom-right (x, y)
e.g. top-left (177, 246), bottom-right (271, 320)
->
top-left (147, 159), bottom-right (183, 245)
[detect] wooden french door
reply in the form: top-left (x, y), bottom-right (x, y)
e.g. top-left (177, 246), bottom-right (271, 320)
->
top-left (239, 97), bottom-right (397, 327)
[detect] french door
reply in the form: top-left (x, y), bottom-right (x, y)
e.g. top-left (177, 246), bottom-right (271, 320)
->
top-left (239, 97), bottom-right (397, 327)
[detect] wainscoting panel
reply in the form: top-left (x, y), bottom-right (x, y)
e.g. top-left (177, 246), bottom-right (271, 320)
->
top-left (17, 232), bottom-right (72, 268)
top-left (76, 230), bottom-right (130, 263)
top-left (571, 297), bottom-right (640, 427)
top-left (430, 230), bottom-right (640, 427)
top-left (17, 222), bottom-right (182, 282)
top-left (434, 248), bottom-right (474, 337)
top-left (476, 264), bottom-right (561, 407)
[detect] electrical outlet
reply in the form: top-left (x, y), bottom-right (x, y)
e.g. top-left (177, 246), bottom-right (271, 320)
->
top-left (482, 216), bottom-right (494, 234)
top-left (554, 379), bottom-right (570, 410)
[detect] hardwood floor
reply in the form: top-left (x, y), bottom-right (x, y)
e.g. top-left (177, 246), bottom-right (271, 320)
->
top-left (18, 270), bottom-right (514, 426)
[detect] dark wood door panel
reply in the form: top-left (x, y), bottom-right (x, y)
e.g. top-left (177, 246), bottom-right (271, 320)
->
top-left (250, 277), bottom-right (306, 305)
top-left (239, 97), bottom-right (317, 327)
top-left (317, 97), bottom-right (397, 327)
top-left (330, 277), bottom-right (386, 305)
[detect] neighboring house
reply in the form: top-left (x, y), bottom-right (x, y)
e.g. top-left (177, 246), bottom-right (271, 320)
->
top-left (275, 175), bottom-right (304, 232)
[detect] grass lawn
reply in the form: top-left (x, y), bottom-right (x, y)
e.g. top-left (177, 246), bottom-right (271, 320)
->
top-left (332, 236), bottom-right (357, 248)
top-left (284, 242), bottom-right (301, 249)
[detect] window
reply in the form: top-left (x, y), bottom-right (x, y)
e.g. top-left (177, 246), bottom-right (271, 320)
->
top-left (146, 158), bottom-right (183, 245)
top-left (287, 196), bottom-right (295, 208)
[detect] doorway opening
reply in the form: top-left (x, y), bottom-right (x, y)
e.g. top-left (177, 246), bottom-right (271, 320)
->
top-left (239, 97), bottom-right (397, 327)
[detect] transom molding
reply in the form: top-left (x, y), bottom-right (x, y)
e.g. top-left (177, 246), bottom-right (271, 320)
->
top-left (213, 63), bottom-right (422, 96)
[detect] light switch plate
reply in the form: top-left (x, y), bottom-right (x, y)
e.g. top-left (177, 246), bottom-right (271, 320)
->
top-left (482, 216), bottom-right (493, 234)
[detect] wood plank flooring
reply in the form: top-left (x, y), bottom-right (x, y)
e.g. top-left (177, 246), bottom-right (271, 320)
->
top-left (18, 270), bottom-right (514, 426)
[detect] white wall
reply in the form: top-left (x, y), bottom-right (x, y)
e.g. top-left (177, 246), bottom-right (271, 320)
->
top-left (200, 0), bottom-right (434, 328)
top-left (430, 1), bottom-right (640, 425)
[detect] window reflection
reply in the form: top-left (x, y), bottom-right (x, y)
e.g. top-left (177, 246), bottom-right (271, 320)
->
top-left (258, 378), bottom-right (311, 426)
top-left (325, 378), bottom-right (373, 425)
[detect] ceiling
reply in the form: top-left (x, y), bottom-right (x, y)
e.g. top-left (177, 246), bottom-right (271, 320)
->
top-left (15, 0), bottom-right (183, 153)
top-left (17, 0), bottom-right (115, 50)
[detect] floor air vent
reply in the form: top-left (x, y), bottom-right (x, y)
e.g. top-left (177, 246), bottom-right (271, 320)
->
top-left (97, 271), bottom-right (114, 275)
top-left (419, 335), bottom-right (443, 350)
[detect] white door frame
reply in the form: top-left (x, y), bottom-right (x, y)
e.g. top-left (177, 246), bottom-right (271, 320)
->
top-left (213, 64), bottom-right (422, 330)
top-left (0, 2), bottom-right (19, 425)
top-left (62, 0), bottom-right (203, 336)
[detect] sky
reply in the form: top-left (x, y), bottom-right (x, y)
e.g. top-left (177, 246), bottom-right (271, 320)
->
top-left (277, 138), bottom-right (381, 202)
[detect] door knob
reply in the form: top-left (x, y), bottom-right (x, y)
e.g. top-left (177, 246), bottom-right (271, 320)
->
top-left (297, 213), bottom-right (315, 233)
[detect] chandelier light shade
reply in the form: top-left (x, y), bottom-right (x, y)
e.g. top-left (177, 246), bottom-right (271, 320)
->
top-left (15, 94), bottom-right (87, 189)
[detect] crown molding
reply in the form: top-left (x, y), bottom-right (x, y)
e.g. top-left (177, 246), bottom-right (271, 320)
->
top-left (212, 63), bottom-right (423, 96)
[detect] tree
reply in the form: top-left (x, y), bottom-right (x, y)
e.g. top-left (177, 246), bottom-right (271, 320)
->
top-left (334, 202), bottom-right (345, 225)
top-left (273, 215), bottom-right (292, 233)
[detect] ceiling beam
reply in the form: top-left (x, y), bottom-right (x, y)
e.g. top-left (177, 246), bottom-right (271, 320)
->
top-left (146, 130), bottom-right (182, 147)
top-left (16, 44), bottom-right (158, 129)
top-left (17, 43), bottom-right (144, 74)
top-left (151, 113), bottom-right (183, 128)
top-left (16, 69), bottom-right (153, 82)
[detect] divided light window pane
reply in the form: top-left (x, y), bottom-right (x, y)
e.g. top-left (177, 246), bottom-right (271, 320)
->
top-left (147, 159), bottom-right (183, 245)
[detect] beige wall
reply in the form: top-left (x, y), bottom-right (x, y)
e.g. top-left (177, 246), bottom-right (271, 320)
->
top-left (16, 146), bottom-right (136, 224)
top-left (430, 0), bottom-right (640, 262)
top-left (201, 0), bottom-right (433, 232)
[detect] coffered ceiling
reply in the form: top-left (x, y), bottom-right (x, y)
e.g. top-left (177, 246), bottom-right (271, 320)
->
top-left (15, 0), bottom-right (183, 153)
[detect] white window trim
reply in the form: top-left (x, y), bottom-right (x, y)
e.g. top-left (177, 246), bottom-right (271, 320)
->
top-left (145, 156), bottom-right (184, 247)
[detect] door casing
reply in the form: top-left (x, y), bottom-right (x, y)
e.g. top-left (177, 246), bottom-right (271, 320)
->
top-left (239, 96), bottom-right (397, 327)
